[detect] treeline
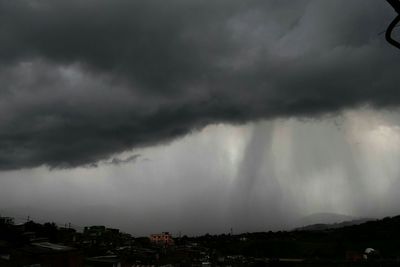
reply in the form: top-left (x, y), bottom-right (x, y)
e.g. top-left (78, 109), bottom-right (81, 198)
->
top-left (178, 215), bottom-right (400, 259)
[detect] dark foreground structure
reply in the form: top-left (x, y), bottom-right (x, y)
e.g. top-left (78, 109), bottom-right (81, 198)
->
top-left (386, 0), bottom-right (400, 49)
top-left (7, 242), bottom-right (83, 267)
top-left (3, 214), bottom-right (400, 266)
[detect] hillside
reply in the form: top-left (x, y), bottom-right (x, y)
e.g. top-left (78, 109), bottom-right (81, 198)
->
top-left (295, 218), bottom-right (374, 231)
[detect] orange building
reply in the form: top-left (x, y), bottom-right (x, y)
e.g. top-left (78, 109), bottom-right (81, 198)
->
top-left (149, 232), bottom-right (174, 246)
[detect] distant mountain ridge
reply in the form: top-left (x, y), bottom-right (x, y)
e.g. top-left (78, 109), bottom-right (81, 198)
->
top-left (297, 212), bottom-right (356, 226)
top-left (294, 218), bottom-right (375, 231)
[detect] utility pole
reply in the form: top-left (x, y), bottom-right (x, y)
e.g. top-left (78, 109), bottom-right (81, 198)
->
top-left (386, 0), bottom-right (400, 49)
top-left (387, 0), bottom-right (400, 13)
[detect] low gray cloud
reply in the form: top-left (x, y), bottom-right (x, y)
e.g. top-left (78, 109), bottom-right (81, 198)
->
top-left (108, 155), bottom-right (141, 165)
top-left (0, 0), bottom-right (399, 169)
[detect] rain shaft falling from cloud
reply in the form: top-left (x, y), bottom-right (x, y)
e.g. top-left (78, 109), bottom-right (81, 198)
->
top-left (227, 110), bottom-right (400, 232)
top-left (2, 110), bottom-right (400, 234)
top-left (229, 122), bottom-right (287, 232)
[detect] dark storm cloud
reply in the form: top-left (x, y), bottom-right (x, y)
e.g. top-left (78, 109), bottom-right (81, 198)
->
top-left (0, 0), bottom-right (399, 169)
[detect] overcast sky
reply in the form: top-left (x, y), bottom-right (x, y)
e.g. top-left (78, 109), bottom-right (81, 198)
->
top-left (1, 0), bottom-right (400, 235)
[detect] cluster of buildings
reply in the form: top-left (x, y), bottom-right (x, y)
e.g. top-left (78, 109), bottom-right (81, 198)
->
top-left (0, 214), bottom-right (219, 267)
top-left (0, 214), bottom-right (258, 267)
top-left (0, 215), bottom-right (312, 267)
top-left (149, 232), bottom-right (174, 246)
top-left (0, 215), bottom-right (153, 266)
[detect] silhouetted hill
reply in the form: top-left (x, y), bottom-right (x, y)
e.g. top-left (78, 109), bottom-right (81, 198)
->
top-left (295, 218), bottom-right (374, 231)
top-left (189, 215), bottom-right (400, 259)
top-left (296, 212), bottom-right (357, 227)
